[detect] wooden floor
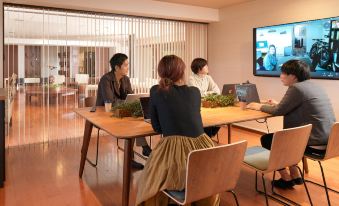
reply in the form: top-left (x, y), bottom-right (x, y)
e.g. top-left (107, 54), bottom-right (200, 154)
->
top-left (1, 126), bottom-right (339, 205)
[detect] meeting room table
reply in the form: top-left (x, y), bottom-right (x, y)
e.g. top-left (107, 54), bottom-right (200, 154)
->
top-left (75, 106), bottom-right (271, 206)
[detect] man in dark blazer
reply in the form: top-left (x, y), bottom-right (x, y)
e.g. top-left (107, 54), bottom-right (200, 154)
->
top-left (96, 53), bottom-right (152, 169)
top-left (247, 59), bottom-right (336, 189)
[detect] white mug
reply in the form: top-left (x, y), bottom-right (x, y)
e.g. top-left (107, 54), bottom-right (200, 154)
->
top-left (104, 102), bottom-right (112, 112)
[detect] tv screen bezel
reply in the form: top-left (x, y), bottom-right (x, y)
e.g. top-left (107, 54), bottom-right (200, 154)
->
top-left (253, 16), bottom-right (339, 80)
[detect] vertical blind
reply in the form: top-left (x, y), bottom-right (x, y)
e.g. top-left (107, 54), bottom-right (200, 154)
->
top-left (4, 4), bottom-right (208, 146)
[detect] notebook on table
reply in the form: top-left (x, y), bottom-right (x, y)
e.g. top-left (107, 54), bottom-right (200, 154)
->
top-left (139, 97), bottom-right (151, 124)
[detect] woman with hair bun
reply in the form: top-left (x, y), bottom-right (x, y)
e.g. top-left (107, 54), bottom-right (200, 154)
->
top-left (136, 55), bottom-right (219, 206)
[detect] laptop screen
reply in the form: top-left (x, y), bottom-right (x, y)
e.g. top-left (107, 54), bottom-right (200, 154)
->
top-left (222, 84), bottom-right (239, 96)
top-left (235, 84), bottom-right (260, 103)
top-left (139, 97), bottom-right (151, 120)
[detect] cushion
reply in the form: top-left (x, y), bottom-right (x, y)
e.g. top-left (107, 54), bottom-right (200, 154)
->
top-left (244, 146), bottom-right (270, 171)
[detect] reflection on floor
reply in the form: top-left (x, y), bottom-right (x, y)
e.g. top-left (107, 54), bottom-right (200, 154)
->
top-left (1, 127), bottom-right (338, 206)
top-left (6, 88), bottom-right (85, 147)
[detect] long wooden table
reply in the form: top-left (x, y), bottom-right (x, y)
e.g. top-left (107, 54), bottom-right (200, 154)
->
top-left (75, 106), bottom-right (271, 206)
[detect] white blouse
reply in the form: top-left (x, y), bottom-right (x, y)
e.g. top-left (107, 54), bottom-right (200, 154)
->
top-left (188, 74), bottom-right (220, 97)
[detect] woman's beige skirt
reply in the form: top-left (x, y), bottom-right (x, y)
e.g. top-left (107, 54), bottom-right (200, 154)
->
top-left (136, 134), bottom-right (220, 206)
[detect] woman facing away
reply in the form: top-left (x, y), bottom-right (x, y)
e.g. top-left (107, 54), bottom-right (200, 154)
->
top-left (136, 55), bottom-right (219, 206)
top-left (247, 59), bottom-right (336, 189)
top-left (263, 44), bottom-right (278, 71)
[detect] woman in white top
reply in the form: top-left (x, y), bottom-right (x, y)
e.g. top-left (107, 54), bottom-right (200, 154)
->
top-left (188, 58), bottom-right (220, 97)
top-left (189, 58), bottom-right (221, 138)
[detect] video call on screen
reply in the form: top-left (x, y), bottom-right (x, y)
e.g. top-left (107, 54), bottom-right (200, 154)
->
top-left (254, 17), bottom-right (339, 80)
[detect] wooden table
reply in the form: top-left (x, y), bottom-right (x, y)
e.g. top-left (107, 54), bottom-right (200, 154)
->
top-left (75, 106), bottom-right (270, 206)
top-left (0, 89), bottom-right (8, 187)
top-left (25, 86), bottom-right (78, 104)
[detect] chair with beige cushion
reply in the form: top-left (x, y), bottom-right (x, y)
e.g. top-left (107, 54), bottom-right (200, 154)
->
top-left (163, 140), bottom-right (247, 206)
top-left (303, 122), bottom-right (339, 206)
top-left (243, 125), bottom-right (313, 206)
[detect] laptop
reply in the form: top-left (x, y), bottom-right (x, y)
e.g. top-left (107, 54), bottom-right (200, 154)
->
top-left (125, 93), bottom-right (149, 103)
top-left (139, 97), bottom-right (151, 123)
top-left (222, 84), bottom-right (239, 96)
top-left (235, 83), bottom-right (260, 104)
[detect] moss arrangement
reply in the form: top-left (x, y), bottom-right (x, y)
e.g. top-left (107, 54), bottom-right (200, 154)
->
top-left (111, 100), bottom-right (143, 118)
top-left (202, 94), bottom-right (235, 108)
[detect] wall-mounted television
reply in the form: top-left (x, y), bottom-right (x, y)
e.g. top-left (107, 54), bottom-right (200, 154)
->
top-left (253, 16), bottom-right (339, 79)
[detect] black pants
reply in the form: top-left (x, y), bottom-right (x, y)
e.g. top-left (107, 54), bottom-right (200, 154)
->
top-left (260, 133), bottom-right (326, 156)
top-left (204, 126), bottom-right (220, 138)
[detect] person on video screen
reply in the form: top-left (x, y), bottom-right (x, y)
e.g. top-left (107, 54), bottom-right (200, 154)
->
top-left (264, 44), bottom-right (278, 71)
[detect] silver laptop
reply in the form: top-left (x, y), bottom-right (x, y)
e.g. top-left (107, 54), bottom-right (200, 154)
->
top-left (125, 93), bottom-right (149, 103)
top-left (235, 83), bottom-right (260, 103)
top-left (139, 97), bottom-right (151, 124)
top-left (222, 84), bottom-right (239, 96)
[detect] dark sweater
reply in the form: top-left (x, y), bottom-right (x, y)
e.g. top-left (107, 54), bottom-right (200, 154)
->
top-left (150, 84), bottom-right (204, 138)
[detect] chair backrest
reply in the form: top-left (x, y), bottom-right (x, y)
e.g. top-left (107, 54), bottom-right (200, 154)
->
top-left (184, 140), bottom-right (247, 204)
top-left (324, 122), bottom-right (339, 160)
top-left (84, 96), bottom-right (96, 107)
top-left (267, 124), bottom-right (312, 172)
top-left (75, 74), bottom-right (89, 84)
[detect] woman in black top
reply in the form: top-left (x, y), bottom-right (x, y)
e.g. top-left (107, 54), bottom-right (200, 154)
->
top-left (136, 55), bottom-right (219, 206)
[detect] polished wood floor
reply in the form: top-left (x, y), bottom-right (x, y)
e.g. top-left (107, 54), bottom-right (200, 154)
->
top-left (1, 126), bottom-right (339, 205)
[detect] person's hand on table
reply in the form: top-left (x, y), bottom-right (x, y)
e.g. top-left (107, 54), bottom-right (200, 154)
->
top-left (263, 99), bottom-right (278, 105)
top-left (246, 102), bottom-right (263, 111)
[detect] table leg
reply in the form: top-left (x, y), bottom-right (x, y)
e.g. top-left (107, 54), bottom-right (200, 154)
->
top-left (79, 120), bottom-right (93, 178)
top-left (227, 124), bottom-right (232, 144)
top-left (0, 100), bottom-right (5, 187)
top-left (302, 157), bottom-right (309, 174)
top-left (122, 139), bottom-right (132, 206)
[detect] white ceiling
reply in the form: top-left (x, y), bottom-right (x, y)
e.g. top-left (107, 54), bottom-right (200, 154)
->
top-left (154, 0), bottom-right (255, 9)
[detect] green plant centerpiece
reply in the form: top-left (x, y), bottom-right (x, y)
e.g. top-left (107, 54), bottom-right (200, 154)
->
top-left (202, 93), bottom-right (235, 108)
top-left (111, 100), bottom-right (143, 118)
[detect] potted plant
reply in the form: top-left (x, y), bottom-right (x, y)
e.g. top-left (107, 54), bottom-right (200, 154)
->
top-left (112, 100), bottom-right (143, 118)
top-left (202, 94), bottom-right (235, 108)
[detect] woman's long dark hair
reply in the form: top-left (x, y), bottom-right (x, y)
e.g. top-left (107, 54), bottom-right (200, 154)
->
top-left (158, 55), bottom-right (185, 90)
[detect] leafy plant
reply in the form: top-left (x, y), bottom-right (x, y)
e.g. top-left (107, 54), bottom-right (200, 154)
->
top-left (112, 100), bottom-right (143, 117)
top-left (202, 94), bottom-right (235, 107)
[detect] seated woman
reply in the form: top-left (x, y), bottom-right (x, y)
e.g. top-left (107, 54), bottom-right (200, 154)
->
top-left (136, 55), bottom-right (219, 206)
top-left (247, 59), bottom-right (336, 189)
top-left (263, 44), bottom-right (278, 71)
top-left (188, 58), bottom-right (221, 138)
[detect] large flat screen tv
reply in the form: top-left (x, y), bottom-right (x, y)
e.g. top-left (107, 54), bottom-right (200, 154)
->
top-left (253, 17), bottom-right (339, 79)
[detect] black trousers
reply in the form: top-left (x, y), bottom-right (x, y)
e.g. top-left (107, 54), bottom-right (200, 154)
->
top-left (260, 133), bottom-right (326, 156)
top-left (204, 126), bottom-right (220, 138)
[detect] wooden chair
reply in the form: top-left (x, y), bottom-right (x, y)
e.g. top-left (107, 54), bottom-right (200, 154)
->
top-left (243, 124), bottom-right (313, 206)
top-left (163, 140), bottom-right (248, 206)
top-left (303, 122), bottom-right (339, 206)
top-left (84, 96), bottom-right (100, 167)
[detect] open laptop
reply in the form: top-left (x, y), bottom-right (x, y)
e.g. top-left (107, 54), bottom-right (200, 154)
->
top-left (139, 97), bottom-right (151, 123)
top-left (222, 84), bottom-right (239, 96)
top-left (125, 93), bottom-right (149, 103)
top-left (235, 83), bottom-right (260, 103)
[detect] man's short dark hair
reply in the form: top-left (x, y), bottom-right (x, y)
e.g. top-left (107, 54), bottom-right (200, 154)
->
top-left (281, 59), bottom-right (311, 82)
top-left (191, 58), bottom-right (207, 74)
top-left (110, 53), bottom-right (128, 72)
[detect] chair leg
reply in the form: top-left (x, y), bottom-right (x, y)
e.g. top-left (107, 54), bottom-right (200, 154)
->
top-left (271, 166), bottom-right (313, 206)
top-left (318, 161), bottom-right (331, 206)
top-left (228, 190), bottom-right (239, 206)
top-left (254, 171), bottom-right (289, 206)
top-left (86, 128), bottom-right (100, 167)
top-left (261, 174), bottom-right (269, 206)
top-left (296, 166), bottom-right (313, 206)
